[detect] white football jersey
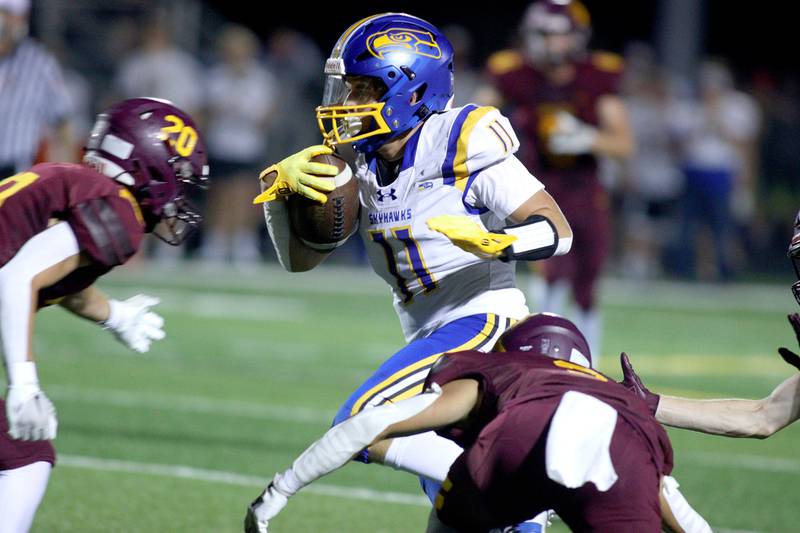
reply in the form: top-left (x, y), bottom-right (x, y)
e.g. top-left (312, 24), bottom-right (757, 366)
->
top-left (354, 105), bottom-right (545, 341)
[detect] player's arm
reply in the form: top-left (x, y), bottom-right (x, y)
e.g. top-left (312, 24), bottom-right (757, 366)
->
top-left (591, 95), bottom-right (634, 160)
top-left (253, 146), bottom-right (339, 272)
top-left (547, 95), bottom-right (634, 161)
top-left (245, 381), bottom-right (477, 533)
top-left (656, 376), bottom-right (800, 439)
top-left (0, 222), bottom-right (82, 441)
top-left (428, 159), bottom-right (573, 261)
top-left (59, 287), bottom-right (165, 354)
top-left (620, 346), bottom-right (800, 438)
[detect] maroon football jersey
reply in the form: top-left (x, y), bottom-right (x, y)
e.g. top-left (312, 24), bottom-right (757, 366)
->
top-left (0, 163), bottom-right (145, 306)
top-left (425, 350), bottom-right (673, 476)
top-left (487, 50), bottom-right (623, 197)
top-left (0, 398), bottom-right (55, 470)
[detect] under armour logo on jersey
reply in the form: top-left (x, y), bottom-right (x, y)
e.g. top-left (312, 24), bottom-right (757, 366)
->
top-left (376, 188), bottom-right (398, 202)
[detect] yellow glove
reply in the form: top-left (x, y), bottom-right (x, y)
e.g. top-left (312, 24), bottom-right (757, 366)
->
top-left (253, 145), bottom-right (338, 205)
top-left (427, 215), bottom-right (517, 259)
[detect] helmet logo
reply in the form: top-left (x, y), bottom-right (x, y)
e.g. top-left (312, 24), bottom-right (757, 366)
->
top-left (367, 28), bottom-right (441, 60)
top-left (160, 115), bottom-right (199, 157)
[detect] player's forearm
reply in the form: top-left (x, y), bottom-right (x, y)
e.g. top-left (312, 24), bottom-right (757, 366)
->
top-left (59, 285), bottom-right (111, 323)
top-left (592, 129), bottom-right (634, 160)
top-left (1, 223), bottom-right (81, 372)
top-left (657, 395), bottom-right (771, 438)
top-left (260, 178), bottom-right (329, 272)
top-left (0, 277), bottom-right (37, 369)
top-left (594, 95), bottom-right (634, 161)
top-left (272, 389), bottom-right (442, 495)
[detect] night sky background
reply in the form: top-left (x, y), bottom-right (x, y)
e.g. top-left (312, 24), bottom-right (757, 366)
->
top-left (205, 0), bottom-right (799, 79)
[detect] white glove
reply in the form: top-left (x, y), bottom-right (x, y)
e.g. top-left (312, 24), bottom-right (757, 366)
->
top-left (548, 111), bottom-right (597, 155)
top-left (5, 362), bottom-right (57, 441)
top-left (244, 477), bottom-right (290, 533)
top-left (103, 295), bottom-right (165, 353)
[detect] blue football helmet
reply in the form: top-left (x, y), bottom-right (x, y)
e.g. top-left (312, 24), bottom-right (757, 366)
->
top-left (316, 13), bottom-right (455, 154)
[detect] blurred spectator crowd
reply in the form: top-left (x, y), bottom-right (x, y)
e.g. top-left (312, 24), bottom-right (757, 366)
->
top-left (4, 2), bottom-right (799, 281)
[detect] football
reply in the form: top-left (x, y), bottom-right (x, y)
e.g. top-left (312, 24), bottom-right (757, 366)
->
top-left (287, 153), bottom-right (359, 251)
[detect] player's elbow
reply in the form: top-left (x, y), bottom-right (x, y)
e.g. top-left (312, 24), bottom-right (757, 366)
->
top-left (750, 400), bottom-right (780, 439)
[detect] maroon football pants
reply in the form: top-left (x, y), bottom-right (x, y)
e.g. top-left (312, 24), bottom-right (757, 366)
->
top-left (436, 399), bottom-right (662, 532)
top-left (541, 185), bottom-right (610, 311)
top-left (0, 399), bottom-right (55, 471)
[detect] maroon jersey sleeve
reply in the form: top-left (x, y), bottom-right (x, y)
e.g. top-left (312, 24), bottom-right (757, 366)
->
top-left (67, 191), bottom-right (144, 268)
top-left (485, 49), bottom-right (532, 105)
top-left (581, 51), bottom-right (624, 98)
top-left (0, 163), bottom-right (144, 269)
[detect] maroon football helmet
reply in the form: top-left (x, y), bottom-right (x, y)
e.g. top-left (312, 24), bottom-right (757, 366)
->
top-left (83, 97), bottom-right (209, 245)
top-left (522, 0), bottom-right (591, 66)
top-left (495, 312), bottom-right (592, 367)
top-left (789, 210), bottom-right (800, 305)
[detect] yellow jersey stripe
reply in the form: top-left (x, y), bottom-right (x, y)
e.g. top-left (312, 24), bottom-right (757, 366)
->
top-left (453, 106), bottom-right (496, 192)
top-left (350, 314), bottom-right (498, 415)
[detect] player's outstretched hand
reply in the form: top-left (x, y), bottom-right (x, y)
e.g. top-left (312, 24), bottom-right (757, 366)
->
top-left (618, 352), bottom-right (660, 415)
top-left (5, 362), bottom-right (57, 441)
top-left (427, 215), bottom-right (517, 260)
top-left (253, 145), bottom-right (337, 205)
top-left (777, 313), bottom-right (800, 371)
top-left (244, 482), bottom-right (290, 533)
top-left (103, 295), bottom-right (165, 353)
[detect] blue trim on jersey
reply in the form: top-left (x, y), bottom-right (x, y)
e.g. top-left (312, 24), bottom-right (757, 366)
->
top-left (333, 313), bottom-right (500, 428)
top-left (400, 126), bottom-right (423, 173)
top-left (394, 227), bottom-right (437, 292)
top-left (442, 105), bottom-right (477, 186)
top-left (461, 169), bottom-right (490, 215)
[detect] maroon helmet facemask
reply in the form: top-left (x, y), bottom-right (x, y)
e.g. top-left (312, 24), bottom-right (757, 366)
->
top-left (83, 98), bottom-right (209, 245)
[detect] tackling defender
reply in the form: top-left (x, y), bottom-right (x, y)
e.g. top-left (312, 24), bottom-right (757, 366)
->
top-left (254, 13), bottom-right (572, 530)
top-left (0, 98), bottom-right (208, 533)
top-left (247, 310), bottom-right (800, 532)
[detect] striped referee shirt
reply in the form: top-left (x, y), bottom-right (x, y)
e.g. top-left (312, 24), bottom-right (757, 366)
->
top-left (0, 38), bottom-right (72, 172)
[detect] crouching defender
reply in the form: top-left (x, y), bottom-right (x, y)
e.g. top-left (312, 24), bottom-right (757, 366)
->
top-left (0, 98), bottom-right (208, 533)
top-left (246, 310), bottom-right (800, 532)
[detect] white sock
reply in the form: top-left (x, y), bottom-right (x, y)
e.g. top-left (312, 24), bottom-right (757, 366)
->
top-left (383, 432), bottom-right (463, 483)
top-left (573, 308), bottom-right (602, 366)
top-left (0, 461), bottom-right (52, 533)
top-left (661, 476), bottom-right (712, 533)
top-left (540, 280), bottom-right (570, 315)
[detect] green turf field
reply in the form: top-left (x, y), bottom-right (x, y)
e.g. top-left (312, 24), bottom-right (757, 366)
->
top-left (27, 263), bottom-right (800, 532)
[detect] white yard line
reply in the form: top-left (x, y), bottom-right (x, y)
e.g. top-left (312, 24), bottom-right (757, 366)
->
top-left (102, 264), bottom-right (790, 313)
top-left (57, 454), bottom-right (429, 507)
top-left (48, 385), bottom-right (334, 424)
top-left (57, 454), bottom-right (768, 532)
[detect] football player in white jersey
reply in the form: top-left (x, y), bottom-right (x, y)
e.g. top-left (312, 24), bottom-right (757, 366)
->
top-left (254, 13), bottom-right (572, 532)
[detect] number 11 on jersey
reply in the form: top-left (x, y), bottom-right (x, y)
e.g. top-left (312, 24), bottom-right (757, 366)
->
top-left (369, 226), bottom-right (437, 303)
